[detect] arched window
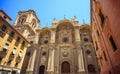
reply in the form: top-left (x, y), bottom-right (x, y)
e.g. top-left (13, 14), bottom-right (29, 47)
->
top-left (61, 61), bottom-right (70, 73)
top-left (56, 22), bottom-right (74, 44)
top-left (31, 19), bottom-right (36, 28)
top-left (39, 65), bottom-right (45, 74)
top-left (84, 38), bottom-right (89, 42)
top-left (39, 30), bottom-right (51, 45)
top-left (18, 15), bottom-right (27, 24)
top-left (26, 52), bottom-right (31, 56)
top-left (88, 64), bottom-right (96, 73)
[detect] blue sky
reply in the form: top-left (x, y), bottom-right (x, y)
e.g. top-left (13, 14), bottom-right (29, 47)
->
top-left (0, 0), bottom-right (90, 27)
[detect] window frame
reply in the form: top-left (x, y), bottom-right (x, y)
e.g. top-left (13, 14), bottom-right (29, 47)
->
top-left (9, 31), bottom-right (15, 37)
top-left (109, 35), bottom-right (117, 52)
top-left (1, 24), bottom-right (7, 32)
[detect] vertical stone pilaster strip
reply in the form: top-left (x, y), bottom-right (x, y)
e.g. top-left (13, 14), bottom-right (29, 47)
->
top-left (51, 29), bottom-right (56, 43)
top-left (26, 49), bottom-right (36, 73)
top-left (47, 50), bottom-right (52, 70)
top-left (78, 49), bottom-right (85, 72)
top-left (75, 27), bottom-right (80, 42)
top-left (80, 49), bottom-right (85, 71)
top-left (51, 49), bottom-right (55, 71)
top-left (27, 55), bottom-right (32, 70)
top-left (30, 50), bottom-right (37, 71)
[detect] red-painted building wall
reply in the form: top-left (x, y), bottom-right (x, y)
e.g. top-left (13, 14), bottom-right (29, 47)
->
top-left (91, 0), bottom-right (120, 74)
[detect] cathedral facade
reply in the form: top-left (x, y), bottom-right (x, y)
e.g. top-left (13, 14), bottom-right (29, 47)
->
top-left (13, 10), bottom-right (99, 74)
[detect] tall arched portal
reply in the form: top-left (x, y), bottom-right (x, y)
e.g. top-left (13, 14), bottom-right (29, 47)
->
top-left (39, 65), bottom-right (45, 74)
top-left (39, 29), bottom-right (51, 45)
top-left (56, 21), bottom-right (75, 44)
top-left (61, 61), bottom-right (70, 73)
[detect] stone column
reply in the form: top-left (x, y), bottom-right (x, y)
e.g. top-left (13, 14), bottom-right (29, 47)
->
top-left (78, 49), bottom-right (85, 73)
top-left (50, 28), bottom-right (56, 43)
top-left (47, 49), bottom-right (55, 74)
top-left (74, 27), bottom-right (81, 42)
top-left (47, 50), bottom-right (52, 70)
top-left (30, 50), bottom-right (36, 70)
top-left (35, 31), bottom-right (39, 44)
top-left (27, 50), bottom-right (36, 73)
top-left (27, 54), bottom-right (32, 70)
top-left (51, 49), bottom-right (55, 71)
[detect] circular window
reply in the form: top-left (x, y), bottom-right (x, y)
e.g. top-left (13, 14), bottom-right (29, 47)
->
top-left (44, 40), bottom-right (48, 44)
top-left (42, 52), bottom-right (46, 56)
top-left (86, 50), bottom-right (91, 54)
top-left (84, 38), bottom-right (89, 42)
top-left (62, 37), bottom-right (69, 43)
top-left (26, 52), bottom-right (31, 56)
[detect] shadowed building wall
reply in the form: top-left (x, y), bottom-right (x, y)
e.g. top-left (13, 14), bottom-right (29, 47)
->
top-left (91, 0), bottom-right (120, 74)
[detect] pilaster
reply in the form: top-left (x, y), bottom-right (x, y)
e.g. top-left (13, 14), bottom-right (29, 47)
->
top-left (77, 46), bottom-right (86, 74)
top-left (50, 28), bottom-right (56, 44)
top-left (74, 26), bottom-right (81, 42)
top-left (26, 50), bottom-right (36, 73)
top-left (47, 48), bottom-right (55, 73)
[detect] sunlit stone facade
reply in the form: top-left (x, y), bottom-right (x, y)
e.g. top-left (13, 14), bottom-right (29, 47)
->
top-left (13, 10), bottom-right (99, 74)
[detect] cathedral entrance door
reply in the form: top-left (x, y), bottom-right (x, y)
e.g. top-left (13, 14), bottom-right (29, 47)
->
top-left (39, 65), bottom-right (45, 74)
top-left (61, 61), bottom-right (70, 74)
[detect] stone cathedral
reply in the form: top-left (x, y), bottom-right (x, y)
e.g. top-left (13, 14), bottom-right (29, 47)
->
top-left (13, 10), bottom-right (99, 74)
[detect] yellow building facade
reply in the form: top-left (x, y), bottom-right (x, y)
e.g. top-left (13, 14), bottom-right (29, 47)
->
top-left (0, 10), bottom-right (29, 74)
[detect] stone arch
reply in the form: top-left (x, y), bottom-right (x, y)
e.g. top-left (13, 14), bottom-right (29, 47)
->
top-left (88, 64), bottom-right (96, 73)
top-left (31, 19), bottom-right (37, 28)
top-left (79, 25), bottom-right (91, 42)
top-left (80, 25), bottom-right (91, 33)
top-left (18, 15), bottom-right (27, 24)
top-left (56, 20), bottom-right (75, 44)
top-left (39, 65), bottom-right (45, 74)
top-left (79, 25), bottom-right (91, 35)
top-left (79, 25), bottom-right (90, 32)
top-left (61, 61), bottom-right (70, 73)
top-left (39, 29), bottom-right (51, 45)
top-left (57, 20), bottom-right (73, 26)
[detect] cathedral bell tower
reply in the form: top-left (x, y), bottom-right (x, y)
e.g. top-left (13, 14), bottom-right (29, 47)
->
top-left (13, 10), bottom-right (40, 42)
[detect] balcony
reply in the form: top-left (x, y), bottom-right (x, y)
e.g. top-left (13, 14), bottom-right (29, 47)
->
top-left (0, 49), bottom-right (7, 58)
top-left (9, 54), bottom-right (15, 60)
top-left (20, 46), bottom-right (25, 50)
top-left (15, 42), bottom-right (19, 46)
top-left (0, 30), bottom-right (6, 38)
top-left (7, 37), bottom-right (13, 42)
top-left (16, 56), bottom-right (22, 63)
top-left (16, 52), bottom-right (22, 63)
